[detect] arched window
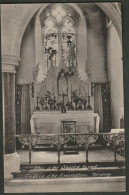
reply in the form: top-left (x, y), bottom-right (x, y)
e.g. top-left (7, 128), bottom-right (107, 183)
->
top-left (43, 18), bottom-right (58, 70)
top-left (62, 17), bottom-right (76, 67)
top-left (42, 4), bottom-right (76, 71)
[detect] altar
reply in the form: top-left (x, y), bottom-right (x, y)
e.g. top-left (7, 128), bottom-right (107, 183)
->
top-left (30, 111), bottom-right (100, 137)
top-left (30, 47), bottom-right (100, 141)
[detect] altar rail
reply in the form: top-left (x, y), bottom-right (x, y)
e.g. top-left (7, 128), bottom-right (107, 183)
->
top-left (15, 132), bottom-right (125, 167)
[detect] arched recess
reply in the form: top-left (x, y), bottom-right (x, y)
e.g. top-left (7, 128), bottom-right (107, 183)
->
top-left (2, 3), bottom-right (122, 62)
top-left (33, 3), bottom-right (88, 82)
top-left (1, 3), bottom-right (123, 129)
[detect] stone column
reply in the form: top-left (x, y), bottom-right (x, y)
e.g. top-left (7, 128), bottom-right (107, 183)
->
top-left (2, 55), bottom-right (20, 179)
top-left (107, 24), bottom-right (123, 128)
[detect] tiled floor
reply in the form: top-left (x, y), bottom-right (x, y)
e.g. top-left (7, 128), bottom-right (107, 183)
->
top-left (18, 149), bottom-right (124, 164)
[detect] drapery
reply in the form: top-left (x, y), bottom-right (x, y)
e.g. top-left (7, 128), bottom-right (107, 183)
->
top-left (94, 84), bottom-right (103, 131)
top-left (16, 84), bottom-right (32, 134)
top-left (93, 82), bottom-right (111, 132)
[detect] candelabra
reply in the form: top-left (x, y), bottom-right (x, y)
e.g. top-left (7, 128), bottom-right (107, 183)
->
top-left (36, 96), bottom-right (40, 111)
top-left (31, 82), bottom-right (34, 98)
top-left (86, 96), bottom-right (92, 110)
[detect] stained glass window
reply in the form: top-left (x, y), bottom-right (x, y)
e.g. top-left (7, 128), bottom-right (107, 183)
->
top-left (43, 18), bottom-right (58, 70)
top-left (62, 17), bottom-right (76, 67)
top-left (42, 4), bottom-right (76, 71)
top-left (51, 4), bottom-right (66, 23)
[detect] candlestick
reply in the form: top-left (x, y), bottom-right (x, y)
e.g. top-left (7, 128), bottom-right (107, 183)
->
top-left (86, 96), bottom-right (92, 110)
top-left (31, 82), bottom-right (34, 98)
top-left (53, 96), bottom-right (56, 110)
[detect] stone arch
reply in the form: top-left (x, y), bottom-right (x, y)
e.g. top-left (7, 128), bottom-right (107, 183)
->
top-left (3, 3), bottom-right (122, 59)
top-left (95, 3), bottom-right (122, 43)
top-left (10, 3), bottom-right (87, 59)
top-left (20, 3), bottom-right (88, 81)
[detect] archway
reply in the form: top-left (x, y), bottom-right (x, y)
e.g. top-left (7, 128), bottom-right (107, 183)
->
top-left (1, 3), bottom-right (122, 60)
top-left (34, 3), bottom-right (88, 83)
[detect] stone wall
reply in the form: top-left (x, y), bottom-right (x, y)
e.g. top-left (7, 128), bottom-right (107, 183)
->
top-left (1, 3), bottom-right (123, 132)
top-left (107, 24), bottom-right (123, 128)
top-left (16, 4), bottom-right (108, 84)
top-left (16, 20), bottom-right (35, 84)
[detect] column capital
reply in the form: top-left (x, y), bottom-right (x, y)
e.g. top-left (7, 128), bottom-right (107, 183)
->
top-left (2, 55), bottom-right (20, 73)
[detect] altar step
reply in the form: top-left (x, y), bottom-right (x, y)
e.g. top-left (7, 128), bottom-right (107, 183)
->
top-left (5, 176), bottom-right (126, 193)
top-left (33, 144), bottom-right (102, 151)
top-left (20, 161), bottom-right (125, 170)
top-left (11, 161), bottom-right (125, 179)
top-left (12, 166), bottom-right (125, 179)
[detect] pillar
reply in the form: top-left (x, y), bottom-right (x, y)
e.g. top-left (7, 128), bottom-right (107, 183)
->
top-left (2, 55), bottom-right (20, 179)
top-left (107, 24), bottom-right (123, 128)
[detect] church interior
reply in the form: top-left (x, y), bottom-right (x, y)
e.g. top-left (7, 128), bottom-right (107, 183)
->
top-left (2, 2), bottom-right (126, 192)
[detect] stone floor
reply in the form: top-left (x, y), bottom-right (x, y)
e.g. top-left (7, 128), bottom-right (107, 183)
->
top-left (4, 149), bottom-right (126, 193)
top-left (18, 148), bottom-right (124, 164)
top-left (5, 177), bottom-right (126, 193)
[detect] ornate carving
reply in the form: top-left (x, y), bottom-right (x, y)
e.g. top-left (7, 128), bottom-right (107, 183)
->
top-left (16, 132), bottom-right (124, 165)
top-left (103, 133), bottom-right (125, 159)
top-left (103, 134), bottom-right (111, 143)
top-left (77, 134), bottom-right (98, 147)
top-left (18, 135), bottom-right (41, 148)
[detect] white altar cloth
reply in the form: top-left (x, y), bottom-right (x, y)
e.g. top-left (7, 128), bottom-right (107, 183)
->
top-left (30, 111), bottom-right (100, 135)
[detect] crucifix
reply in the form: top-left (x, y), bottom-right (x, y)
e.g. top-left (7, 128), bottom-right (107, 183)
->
top-left (62, 92), bottom-right (67, 106)
top-left (86, 96), bottom-right (92, 110)
top-left (36, 96), bottom-right (40, 111)
top-left (86, 84), bottom-right (92, 110)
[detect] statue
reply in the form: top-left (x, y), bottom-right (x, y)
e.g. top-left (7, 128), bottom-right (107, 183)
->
top-left (58, 72), bottom-right (67, 95)
top-left (57, 69), bottom-right (68, 96)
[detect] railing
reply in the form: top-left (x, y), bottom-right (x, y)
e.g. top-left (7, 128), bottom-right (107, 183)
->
top-left (15, 132), bottom-right (125, 167)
